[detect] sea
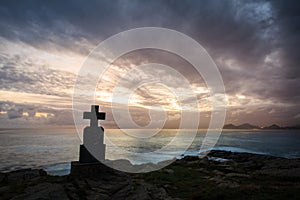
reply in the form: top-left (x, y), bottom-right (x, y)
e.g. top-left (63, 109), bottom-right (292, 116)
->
top-left (0, 128), bottom-right (299, 175)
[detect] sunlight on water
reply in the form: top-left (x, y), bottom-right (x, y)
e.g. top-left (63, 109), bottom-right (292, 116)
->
top-left (0, 128), bottom-right (300, 174)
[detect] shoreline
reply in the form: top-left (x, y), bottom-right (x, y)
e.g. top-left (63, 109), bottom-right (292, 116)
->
top-left (1, 145), bottom-right (299, 175)
top-left (1, 150), bottom-right (300, 199)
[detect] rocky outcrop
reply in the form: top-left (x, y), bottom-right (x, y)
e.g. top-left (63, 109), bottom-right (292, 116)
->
top-left (223, 123), bottom-right (260, 129)
top-left (1, 151), bottom-right (300, 200)
top-left (223, 123), bottom-right (300, 129)
top-left (262, 124), bottom-right (281, 129)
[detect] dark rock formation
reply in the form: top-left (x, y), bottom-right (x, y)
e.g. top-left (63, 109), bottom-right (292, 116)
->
top-left (262, 124), bottom-right (281, 129)
top-left (223, 123), bottom-right (300, 130)
top-left (223, 123), bottom-right (260, 129)
top-left (223, 123), bottom-right (237, 129)
top-left (1, 151), bottom-right (300, 199)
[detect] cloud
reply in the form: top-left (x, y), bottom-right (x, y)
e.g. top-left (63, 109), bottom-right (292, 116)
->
top-left (0, 0), bottom-right (299, 127)
top-left (7, 108), bottom-right (23, 119)
top-left (0, 53), bottom-right (76, 97)
top-left (0, 100), bottom-right (75, 127)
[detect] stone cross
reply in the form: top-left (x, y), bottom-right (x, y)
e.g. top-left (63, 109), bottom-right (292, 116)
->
top-left (83, 105), bottom-right (106, 127)
top-left (79, 105), bottom-right (106, 163)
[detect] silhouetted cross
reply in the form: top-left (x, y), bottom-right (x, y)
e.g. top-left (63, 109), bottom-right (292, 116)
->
top-left (83, 105), bottom-right (106, 127)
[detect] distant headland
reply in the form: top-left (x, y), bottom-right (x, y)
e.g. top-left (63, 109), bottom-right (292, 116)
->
top-left (223, 123), bottom-right (300, 130)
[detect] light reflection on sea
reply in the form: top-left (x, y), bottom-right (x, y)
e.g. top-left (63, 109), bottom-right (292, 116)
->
top-left (0, 128), bottom-right (299, 175)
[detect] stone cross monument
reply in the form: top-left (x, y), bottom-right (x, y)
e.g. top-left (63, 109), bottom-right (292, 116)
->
top-left (79, 105), bottom-right (106, 163)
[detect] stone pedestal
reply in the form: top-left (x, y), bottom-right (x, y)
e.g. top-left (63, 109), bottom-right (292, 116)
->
top-left (79, 145), bottom-right (98, 163)
top-left (82, 126), bottom-right (106, 162)
top-left (70, 161), bottom-right (117, 178)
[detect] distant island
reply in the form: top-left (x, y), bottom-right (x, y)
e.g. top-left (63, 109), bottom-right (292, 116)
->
top-left (223, 123), bottom-right (300, 130)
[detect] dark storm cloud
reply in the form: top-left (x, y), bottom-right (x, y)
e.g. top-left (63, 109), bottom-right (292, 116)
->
top-left (271, 0), bottom-right (300, 79)
top-left (0, 0), bottom-right (292, 63)
top-left (0, 0), bottom-right (271, 53)
top-left (0, 0), bottom-right (166, 54)
top-left (0, 0), bottom-right (299, 126)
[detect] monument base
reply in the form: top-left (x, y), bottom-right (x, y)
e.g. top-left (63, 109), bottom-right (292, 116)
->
top-left (79, 144), bottom-right (102, 163)
top-left (70, 161), bottom-right (124, 178)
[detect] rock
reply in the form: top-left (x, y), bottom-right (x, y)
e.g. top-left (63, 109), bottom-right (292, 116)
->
top-left (217, 181), bottom-right (240, 188)
top-left (198, 157), bottom-right (209, 164)
top-left (181, 156), bottom-right (200, 162)
top-left (4, 169), bottom-right (43, 183)
top-left (225, 173), bottom-right (250, 178)
top-left (132, 181), bottom-right (169, 200)
top-left (212, 170), bottom-right (224, 176)
top-left (11, 183), bottom-right (69, 200)
top-left (1, 150), bottom-right (300, 199)
top-left (194, 168), bottom-right (210, 174)
top-left (39, 169), bottom-right (47, 176)
top-left (163, 169), bottom-right (174, 174)
top-left (0, 186), bottom-right (9, 193)
top-left (209, 176), bottom-right (223, 184)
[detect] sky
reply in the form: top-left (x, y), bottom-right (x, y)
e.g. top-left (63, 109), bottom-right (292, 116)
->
top-left (0, 0), bottom-right (299, 128)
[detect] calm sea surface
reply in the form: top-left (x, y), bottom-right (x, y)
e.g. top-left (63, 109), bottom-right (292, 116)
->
top-left (0, 128), bottom-right (299, 174)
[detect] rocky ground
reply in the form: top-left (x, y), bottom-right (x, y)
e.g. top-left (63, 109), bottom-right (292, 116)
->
top-left (1, 150), bottom-right (300, 200)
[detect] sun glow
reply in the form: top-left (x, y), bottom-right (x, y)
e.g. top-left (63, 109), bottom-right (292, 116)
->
top-left (237, 94), bottom-right (246, 99)
top-left (35, 112), bottom-right (54, 118)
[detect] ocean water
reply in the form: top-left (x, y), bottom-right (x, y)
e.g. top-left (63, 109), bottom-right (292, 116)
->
top-left (0, 128), bottom-right (299, 175)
